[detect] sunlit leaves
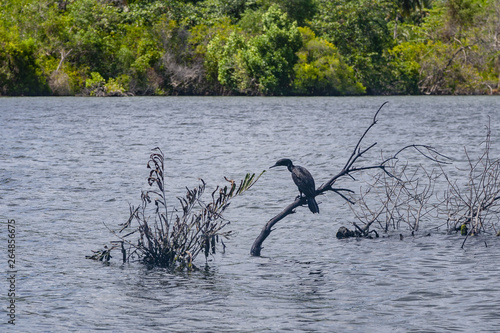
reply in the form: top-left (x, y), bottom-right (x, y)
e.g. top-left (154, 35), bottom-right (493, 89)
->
top-left (1, 0), bottom-right (499, 95)
top-left (393, 0), bottom-right (500, 94)
top-left (292, 27), bottom-right (366, 95)
top-left (311, 0), bottom-right (396, 93)
top-left (0, 33), bottom-right (49, 95)
top-left (207, 5), bottom-right (301, 95)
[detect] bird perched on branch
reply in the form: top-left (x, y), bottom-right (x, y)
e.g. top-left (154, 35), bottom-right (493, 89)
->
top-left (270, 158), bottom-right (319, 214)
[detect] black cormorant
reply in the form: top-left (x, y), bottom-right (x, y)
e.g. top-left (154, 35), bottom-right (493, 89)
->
top-left (270, 158), bottom-right (319, 214)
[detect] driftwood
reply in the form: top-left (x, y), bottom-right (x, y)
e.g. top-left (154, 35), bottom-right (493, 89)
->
top-left (250, 102), bottom-right (445, 256)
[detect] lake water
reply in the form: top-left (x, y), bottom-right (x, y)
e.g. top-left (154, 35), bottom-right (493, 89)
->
top-left (1, 96), bottom-right (500, 332)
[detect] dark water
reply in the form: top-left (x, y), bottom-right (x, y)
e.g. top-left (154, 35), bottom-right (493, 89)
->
top-left (1, 96), bottom-right (500, 332)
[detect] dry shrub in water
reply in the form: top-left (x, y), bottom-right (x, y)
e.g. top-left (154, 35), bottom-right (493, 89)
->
top-left (345, 145), bottom-right (447, 238)
top-left (349, 159), bottom-right (441, 235)
top-left (88, 148), bottom-right (263, 270)
top-left (347, 120), bottom-right (500, 246)
top-left (439, 120), bottom-right (500, 243)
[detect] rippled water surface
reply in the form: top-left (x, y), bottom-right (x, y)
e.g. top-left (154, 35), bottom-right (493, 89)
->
top-left (2, 96), bottom-right (500, 332)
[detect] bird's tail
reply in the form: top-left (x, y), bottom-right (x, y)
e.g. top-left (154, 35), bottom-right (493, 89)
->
top-left (308, 197), bottom-right (319, 214)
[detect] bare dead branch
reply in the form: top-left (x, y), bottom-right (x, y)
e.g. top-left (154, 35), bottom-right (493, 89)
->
top-left (252, 102), bottom-right (431, 255)
top-left (251, 101), bottom-right (459, 255)
top-left (437, 119), bottom-right (500, 246)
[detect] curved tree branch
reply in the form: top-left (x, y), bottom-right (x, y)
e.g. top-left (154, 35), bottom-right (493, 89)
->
top-left (251, 103), bottom-right (388, 256)
top-left (250, 102), bottom-right (451, 256)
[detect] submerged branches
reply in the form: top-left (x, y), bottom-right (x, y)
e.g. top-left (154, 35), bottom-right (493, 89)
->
top-left (345, 142), bottom-right (450, 235)
top-left (251, 102), bottom-right (449, 256)
top-left (345, 118), bottom-right (500, 248)
top-left (347, 158), bottom-right (442, 236)
top-left (251, 104), bottom-right (390, 255)
top-left (439, 121), bottom-right (500, 245)
top-left (89, 147), bottom-right (264, 270)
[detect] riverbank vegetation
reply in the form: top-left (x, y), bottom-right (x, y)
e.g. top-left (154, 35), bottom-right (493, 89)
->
top-left (1, 0), bottom-right (499, 96)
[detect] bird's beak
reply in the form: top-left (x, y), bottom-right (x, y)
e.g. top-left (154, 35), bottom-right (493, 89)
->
top-left (269, 164), bottom-right (278, 169)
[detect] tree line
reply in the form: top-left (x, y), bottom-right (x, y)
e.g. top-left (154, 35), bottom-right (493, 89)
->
top-left (1, 0), bottom-right (499, 96)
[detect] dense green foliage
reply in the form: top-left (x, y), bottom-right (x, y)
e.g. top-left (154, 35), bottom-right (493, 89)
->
top-left (0, 0), bottom-right (498, 96)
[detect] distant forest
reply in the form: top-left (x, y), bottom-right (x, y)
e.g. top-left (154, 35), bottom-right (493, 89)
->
top-left (1, 0), bottom-right (499, 96)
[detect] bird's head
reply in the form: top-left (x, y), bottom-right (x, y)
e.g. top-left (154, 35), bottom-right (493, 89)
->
top-left (270, 158), bottom-right (293, 169)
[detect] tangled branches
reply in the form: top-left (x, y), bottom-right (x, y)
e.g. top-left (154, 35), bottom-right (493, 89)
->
top-left (345, 118), bottom-right (500, 248)
top-left (347, 153), bottom-right (445, 237)
top-left (250, 102), bottom-right (452, 255)
top-left (440, 120), bottom-right (500, 246)
top-left (251, 102), bottom-right (444, 255)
